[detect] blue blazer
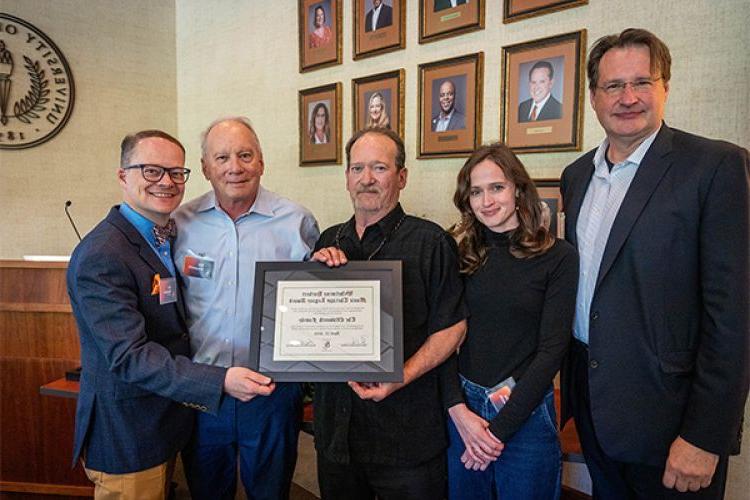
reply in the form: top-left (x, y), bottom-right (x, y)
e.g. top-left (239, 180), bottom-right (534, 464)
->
top-left (67, 207), bottom-right (226, 473)
top-left (560, 125), bottom-right (749, 464)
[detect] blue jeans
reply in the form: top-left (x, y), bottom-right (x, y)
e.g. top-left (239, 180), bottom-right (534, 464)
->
top-left (447, 376), bottom-right (561, 500)
top-left (182, 382), bottom-right (302, 500)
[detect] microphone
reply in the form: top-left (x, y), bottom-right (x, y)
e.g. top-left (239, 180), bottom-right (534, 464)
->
top-left (65, 200), bottom-right (82, 241)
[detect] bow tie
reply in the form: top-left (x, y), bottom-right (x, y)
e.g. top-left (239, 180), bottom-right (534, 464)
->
top-left (152, 219), bottom-right (176, 246)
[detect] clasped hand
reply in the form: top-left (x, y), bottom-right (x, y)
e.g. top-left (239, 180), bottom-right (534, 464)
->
top-left (449, 403), bottom-right (504, 471)
top-left (224, 367), bottom-right (275, 402)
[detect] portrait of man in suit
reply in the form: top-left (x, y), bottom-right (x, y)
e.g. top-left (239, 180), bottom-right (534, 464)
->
top-left (518, 60), bottom-right (562, 123)
top-left (365, 0), bottom-right (393, 32)
top-left (431, 79), bottom-right (466, 132)
top-left (434, 0), bottom-right (468, 12)
top-left (560, 28), bottom-right (749, 500)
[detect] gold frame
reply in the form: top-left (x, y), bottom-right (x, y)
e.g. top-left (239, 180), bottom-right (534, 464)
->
top-left (353, 0), bottom-right (406, 60)
top-left (299, 82), bottom-right (342, 166)
top-left (352, 69), bottom-right (405, 137)
top-left (418, 52), bottom-right (484, 159)
top-left (418, 0), bottom-right (485, 45)
top-left (299, 0), bottom-right (343, 73)
top-left (500, 30), bottom-right (586, 154)
top-left (503, 0), bottom-right (588, 24)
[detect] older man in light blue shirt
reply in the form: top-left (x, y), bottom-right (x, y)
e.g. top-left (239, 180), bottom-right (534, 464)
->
top-left (174, 116), bottom-right (319, 500)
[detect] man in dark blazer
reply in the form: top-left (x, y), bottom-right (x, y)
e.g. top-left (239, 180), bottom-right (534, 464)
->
top-left (518, 60), bottom-right (562, 122)
top-left (67, 130), bottom-right (274, 499)
top-left (561, 29), bottom-right (749, 499)
top-left (364, 0), bottom-right (392, 32)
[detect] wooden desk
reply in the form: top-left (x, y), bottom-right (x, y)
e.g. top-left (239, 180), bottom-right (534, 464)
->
top-left (0, 260), bottom-right (92, 498)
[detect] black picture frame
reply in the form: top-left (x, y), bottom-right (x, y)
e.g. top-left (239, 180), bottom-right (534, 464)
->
top-left (249, 261), bottom-right (404, 382)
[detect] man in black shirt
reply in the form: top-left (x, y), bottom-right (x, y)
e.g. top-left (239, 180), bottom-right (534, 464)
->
top-left (312, 128), bottom-right (468, 500)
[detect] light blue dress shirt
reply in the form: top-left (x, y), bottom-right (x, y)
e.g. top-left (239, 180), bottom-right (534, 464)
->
top-left (573, 130), bottom-right (659, 344)
top-left (173, 186), bottom-right (320, 367)
top-left (119, 203), bottom-right (175, 275)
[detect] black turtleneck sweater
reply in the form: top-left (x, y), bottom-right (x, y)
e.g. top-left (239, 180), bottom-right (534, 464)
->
top-left (443, 227), bottom-right (578, 442)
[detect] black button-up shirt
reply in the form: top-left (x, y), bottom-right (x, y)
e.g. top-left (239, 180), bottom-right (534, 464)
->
top-left (313, 204), bottom-right (468, 466)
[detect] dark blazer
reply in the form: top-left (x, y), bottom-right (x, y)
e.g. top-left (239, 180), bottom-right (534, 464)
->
top-left (434, 0), bottom-right (467, 11)
top-left (67, 207), bottom-right (226, 474)
top-left (431, 109), bottom-right (466, 132)
top-left (560, 124), bottom-right (750, 465)
top-left (518, 96), bottom-right (562, 122)
top-left (364, 3), bottom-right (392, 32)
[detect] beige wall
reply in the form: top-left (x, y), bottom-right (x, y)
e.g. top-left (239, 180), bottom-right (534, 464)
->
top-left (0, 0), bottom-right (177, 257)
top-left (1, 0), bottom-right (748, 496)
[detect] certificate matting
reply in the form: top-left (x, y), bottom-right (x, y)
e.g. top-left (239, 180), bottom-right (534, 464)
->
top-left (250, 261), bottom-right (403, 382)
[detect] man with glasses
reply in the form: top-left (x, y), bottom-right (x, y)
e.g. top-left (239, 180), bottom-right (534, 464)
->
top-left (67, 130), bottom-right (273, 499)
top-left (560, 29), bottom-right (749, 498)
top-left (173, 117), bottom-right (319, 500)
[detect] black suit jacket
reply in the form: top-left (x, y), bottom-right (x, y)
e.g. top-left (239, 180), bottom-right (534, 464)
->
top-left (365, 3), bottom-right (392, 32)
top-left (518, 96), bottom-right (562, 122)
top-left (560, 125), bottom-right (749, 465)
top-left (67, 207), bottom-right (226, 473)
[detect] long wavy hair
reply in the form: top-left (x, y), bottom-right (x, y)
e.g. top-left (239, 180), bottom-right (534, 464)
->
top-left (451, 142), bottom-right (554, 274)
top-left (308, 102), bottom-right (330, 144)
top-left (365, 92), bottom-right (390, 129)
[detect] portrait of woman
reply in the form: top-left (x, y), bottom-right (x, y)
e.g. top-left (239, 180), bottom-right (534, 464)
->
top-left (365, 91), bottom-right (391, 129)
top-left (308, 102), bottom-right (330, 144)
top-left (444, 143), bottom-right (578, 499)
top-left (308, 4), bottom-right (333, 48)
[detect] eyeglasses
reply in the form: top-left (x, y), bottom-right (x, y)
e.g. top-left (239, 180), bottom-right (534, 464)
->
top-left (597, 77), bottom-right (662, 96)
top-left (122, 164), bottom-right (191, 184)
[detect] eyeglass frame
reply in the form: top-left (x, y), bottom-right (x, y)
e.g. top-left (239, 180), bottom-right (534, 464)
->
top-left (121, 164), bottom-right (192, 184)
top-left (595, 76), bottom-right (663, 96)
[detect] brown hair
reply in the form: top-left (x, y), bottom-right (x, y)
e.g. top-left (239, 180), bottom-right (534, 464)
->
top-left (120, 130), bottom-right (184, 167)
top-left (345, 127), bottom-right (405, 171)
top-left (588, 28), bottom-right (671, 91)
top-left (451, 142), bottom-right (554, 273)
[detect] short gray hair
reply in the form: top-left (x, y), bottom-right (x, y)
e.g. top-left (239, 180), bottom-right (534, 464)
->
top-left (200, 116), bottom-right (262, 159)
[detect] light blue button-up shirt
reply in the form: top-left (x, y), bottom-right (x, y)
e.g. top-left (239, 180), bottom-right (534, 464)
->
top-left (573, 129), bottom-right (659, 344)
top-left (173, 186), bottom-right (319, 367)
top-left (119, 203), bottom-right (175, 275)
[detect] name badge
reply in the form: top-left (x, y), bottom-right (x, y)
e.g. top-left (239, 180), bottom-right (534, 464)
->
top-left (487, 376), bottom-right (515, 412)
top-left (159, 276), bottom-right (178, 305)
top-left (183, 251), bottom-right (215, 279)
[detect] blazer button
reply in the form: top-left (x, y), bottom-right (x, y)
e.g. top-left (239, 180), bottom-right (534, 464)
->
top-left (181, 333), bottom-right (189, 340)
top-left (590, 359), bottom-right (599, 369)
top-left (591, 311), bottom-right (599, 321)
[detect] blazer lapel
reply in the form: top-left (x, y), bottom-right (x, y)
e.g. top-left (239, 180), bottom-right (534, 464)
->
top-left (594, 126), bottom-right (675, 291)
top-left (564, 151), bottom-right (596, 250)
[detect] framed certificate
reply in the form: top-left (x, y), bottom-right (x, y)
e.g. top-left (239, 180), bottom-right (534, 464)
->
top-left (249, 261), bottom-right (403, 382)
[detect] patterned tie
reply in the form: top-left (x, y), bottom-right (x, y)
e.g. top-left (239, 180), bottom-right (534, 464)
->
top-left (530, 104), bottom-right (538, 121)
top-left (153, 219), bottom-right (176, 247)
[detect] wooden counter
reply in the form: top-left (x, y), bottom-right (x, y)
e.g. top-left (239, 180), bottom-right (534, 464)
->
top-left (0, 260), bottom-right (93, 498)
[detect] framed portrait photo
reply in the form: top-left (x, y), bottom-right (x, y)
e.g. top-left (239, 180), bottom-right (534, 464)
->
top-left (299, 0), bottom-right (342, 72)
top-left (354, 0), bottom-right (405, 60)
top-left (299, 83), bottom-right (342, 166)
top-left (503, 0), bottom-right (588, 24)
top-left (352, 69), bottom-right (405, 137)
top-left (418, 52), bottom-right (483, 158)
top-left (501, 30), bottom-right (586, 153)
top-left (534, 179), bottom-right (564, 239)
top-left (419, 0), bottom-right (485, 44)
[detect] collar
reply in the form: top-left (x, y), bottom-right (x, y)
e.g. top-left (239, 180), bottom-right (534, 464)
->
top-left (438, 108), bottom-right (455, 122)
top-left (119, 202), bottom-right (158, 247)
top-left (482, 225), bottom-right (512, 246)
top-left (341, 203), bottom-right (406, 240)
top-left (531, 93), bottom-right (552, 113)
top-left (592, 125), bottom-right (661, 177)
top-left (194, 185), bottom-right (274, 218)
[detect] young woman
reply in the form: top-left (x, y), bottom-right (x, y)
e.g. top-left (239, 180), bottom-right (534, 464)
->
top-left (445, 142), bottom-right (578, 499)
top-left (308, 102), bottom-right (330, 144)
top-left (365, 92), bottom-right (390, 129)
top-left (308, 5), bottom-right (332, 48)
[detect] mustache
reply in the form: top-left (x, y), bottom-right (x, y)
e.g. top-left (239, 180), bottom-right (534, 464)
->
top-left (356, 188), bottom-right (380, 194)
